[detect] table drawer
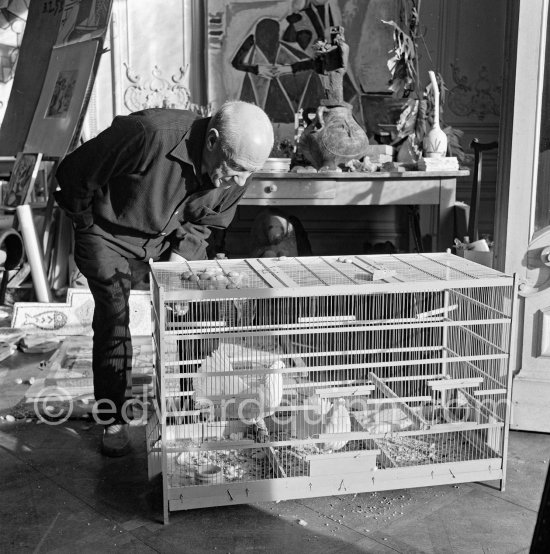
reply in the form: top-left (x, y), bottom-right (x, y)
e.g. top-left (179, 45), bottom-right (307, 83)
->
top-left (245, 179), bottom-right (336, 200)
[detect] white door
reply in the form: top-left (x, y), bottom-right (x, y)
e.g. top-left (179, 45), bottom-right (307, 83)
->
top-left (496, 0), bottom-right (550, 431)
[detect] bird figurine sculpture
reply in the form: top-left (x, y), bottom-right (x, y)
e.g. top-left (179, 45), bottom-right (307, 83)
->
top-left (423, 70), bottom-right (448, 158)
top-left (249, 207), bottom-right (312, 258)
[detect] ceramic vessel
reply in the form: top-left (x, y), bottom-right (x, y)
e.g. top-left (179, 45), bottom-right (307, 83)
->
top-left (423, 71), bottom-right (448, 158)
top-left (298, 102), bottom-right (370, 170)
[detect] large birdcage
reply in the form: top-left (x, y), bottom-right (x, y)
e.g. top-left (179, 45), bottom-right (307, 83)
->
top-left (147, 253), bottom-right (517, 522)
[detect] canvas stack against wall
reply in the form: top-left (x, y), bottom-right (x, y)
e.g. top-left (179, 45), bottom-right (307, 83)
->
top-left (23, 0), bottom-right (112, 158)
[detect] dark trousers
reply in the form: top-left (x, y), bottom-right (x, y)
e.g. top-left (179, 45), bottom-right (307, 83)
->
top-left (74, 225), bottom-right (169, 423)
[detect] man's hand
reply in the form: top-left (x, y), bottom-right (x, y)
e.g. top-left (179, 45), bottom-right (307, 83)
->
top-left (169, 251), bottom-right (187, 263)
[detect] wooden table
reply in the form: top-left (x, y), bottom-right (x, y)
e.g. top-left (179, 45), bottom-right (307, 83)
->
top-left (243, 170), bottom-right (469, 252)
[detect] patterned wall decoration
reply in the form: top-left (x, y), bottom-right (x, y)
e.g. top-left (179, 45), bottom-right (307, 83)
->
top-left (447, 64), bottom-right (501, 121)
top-left (55, 0), bottom-right (112, 46)
top-left (0, 0), bottom-right (27, 82)
top-left (0, 0), bottom-right (28, 122)
top-left (124, 64), bottom-right (190, 111)
top-left (123, 63), bottom-right (212, 114)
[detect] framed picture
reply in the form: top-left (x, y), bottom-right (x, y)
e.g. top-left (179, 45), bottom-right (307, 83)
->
top-left (3, 152), bottom-right (43, 211)
top-left (55, 0), bottom-right (113, 46)
top-left (24, 40), bottom-right (99, 157)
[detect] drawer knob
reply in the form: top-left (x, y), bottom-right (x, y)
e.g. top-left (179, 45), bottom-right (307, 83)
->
top-left (266, 184), bottom-right (278, 193)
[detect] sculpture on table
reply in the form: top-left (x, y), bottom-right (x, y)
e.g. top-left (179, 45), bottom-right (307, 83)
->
top-left (249, 208), bottom-right (312, 258)
top-left (297, 26), bottom-right (369, 171)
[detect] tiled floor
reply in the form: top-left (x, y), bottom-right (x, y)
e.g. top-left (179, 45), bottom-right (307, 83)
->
top-left (1, 352), bottom-right (549, 553)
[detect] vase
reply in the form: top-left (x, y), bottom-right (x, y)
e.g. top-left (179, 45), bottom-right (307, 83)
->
top-left (423, 71), bottom-right (448, 158)
top-left (298, 102), bottom-right (370, 170)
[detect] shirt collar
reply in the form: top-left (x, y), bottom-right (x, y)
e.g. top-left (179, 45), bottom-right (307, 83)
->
top-left (169, 116), bottom-right (211, 176)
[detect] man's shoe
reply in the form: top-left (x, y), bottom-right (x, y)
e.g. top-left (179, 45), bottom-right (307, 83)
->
top-left (101, 423), bottom-right (131, 457)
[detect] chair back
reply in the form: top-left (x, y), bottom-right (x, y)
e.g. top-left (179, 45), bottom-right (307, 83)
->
top-left (468, 138), bottom-right (498, 242)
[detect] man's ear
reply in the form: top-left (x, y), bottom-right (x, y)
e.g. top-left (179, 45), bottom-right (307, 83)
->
top-left (205, 128), bottom-right (220, 151)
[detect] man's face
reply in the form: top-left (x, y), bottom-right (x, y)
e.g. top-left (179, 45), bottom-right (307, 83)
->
top-left (203, 134), bottom-right (255, 188)
top-left (208, 152), bottom-right (253, 188)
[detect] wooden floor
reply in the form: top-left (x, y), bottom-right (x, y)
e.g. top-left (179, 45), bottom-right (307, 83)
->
top-left (1, 352), bottom-right (549, 553)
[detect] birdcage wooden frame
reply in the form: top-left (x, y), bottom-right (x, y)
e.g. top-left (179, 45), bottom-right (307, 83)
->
top-left (147, 253), bottom-right (517, 523)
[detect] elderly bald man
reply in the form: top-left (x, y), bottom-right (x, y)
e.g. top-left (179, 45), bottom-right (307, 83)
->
top-left (55, 101), bottom-right (274, 456)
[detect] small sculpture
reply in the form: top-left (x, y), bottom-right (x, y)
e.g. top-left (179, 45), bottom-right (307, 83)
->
top-left (314, 25), bottom-right (349, 106)
top-left (423, 71), bottom-right (448, 157)
top-left (249, 208), bottom-right (312, 258)
top-left (298, 26), bottom-right (369, 171)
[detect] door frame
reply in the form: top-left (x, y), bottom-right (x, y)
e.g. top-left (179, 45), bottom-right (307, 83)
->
top-left (496, 0), bottom-right (550, 431)
top-left (495, 0), bottom-right (548, 276)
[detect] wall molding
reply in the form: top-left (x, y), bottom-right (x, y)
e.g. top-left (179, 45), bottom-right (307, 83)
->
top-left (123, 63), bottom-right (191, 111)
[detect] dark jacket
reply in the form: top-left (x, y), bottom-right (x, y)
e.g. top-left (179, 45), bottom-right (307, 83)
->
top-left (55, 108), bottom-right (247, 260)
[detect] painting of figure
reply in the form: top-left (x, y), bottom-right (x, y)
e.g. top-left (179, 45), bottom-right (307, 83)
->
top-left (3, 152), bottom-right (42, 209)
top-left (207, 0), bottom-right (397, 143)
top-left (46, 70), bottom-right (77, 118)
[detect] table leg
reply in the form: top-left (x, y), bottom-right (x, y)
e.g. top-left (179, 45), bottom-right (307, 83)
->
top-left (438, 178), bottom-right (457, 251)
top-left (408, 205), bottom-right (423, 252)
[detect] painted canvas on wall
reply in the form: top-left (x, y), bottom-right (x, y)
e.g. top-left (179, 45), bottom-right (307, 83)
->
top-left (55, 0), bottom-right (113, 46)
top-left (3, 151), bottom-right (43, 210)
top-left (24, 40), bottom-right (98, 157)
top-left (207, 0), bottom-right (397, 143)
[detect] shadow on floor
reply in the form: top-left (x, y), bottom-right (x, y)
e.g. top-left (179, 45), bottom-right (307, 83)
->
top-left (0, 420), bottom-right (397, 553)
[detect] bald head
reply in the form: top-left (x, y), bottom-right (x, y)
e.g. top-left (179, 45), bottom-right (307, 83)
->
top-left (209, 101), bottom-right (274, 171)
top-left (201, 101), bottom-right (274, 188)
